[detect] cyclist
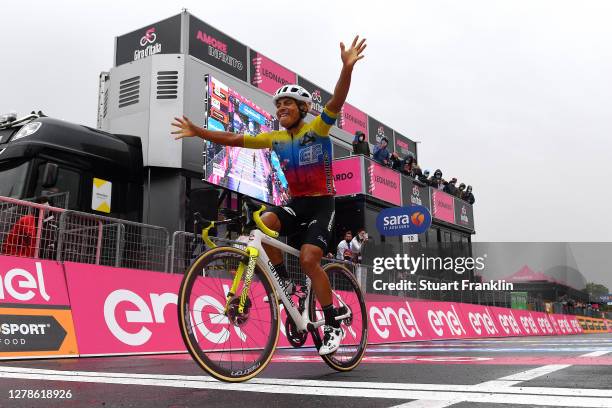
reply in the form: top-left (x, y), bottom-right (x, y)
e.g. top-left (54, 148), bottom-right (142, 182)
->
top-left (172, 35), bottom-right (366, 355)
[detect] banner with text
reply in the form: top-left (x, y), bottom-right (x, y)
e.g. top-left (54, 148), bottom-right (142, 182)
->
top-left (250, 50), bottom-right (297, 95)
top-left (0, 257), bottom-right (78, 359)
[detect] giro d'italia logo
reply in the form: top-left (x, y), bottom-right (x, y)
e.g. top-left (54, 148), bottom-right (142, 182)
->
top-left (376, 204), bottom-right (432, 236)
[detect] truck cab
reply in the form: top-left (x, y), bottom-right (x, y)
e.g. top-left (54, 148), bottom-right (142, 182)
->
top-left (0, 112), bottom-right (143, 221)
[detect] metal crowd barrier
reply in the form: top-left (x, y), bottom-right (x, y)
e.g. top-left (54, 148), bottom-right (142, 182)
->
top-left (169, 231), bottom-right (244, 273)
top-left (0, 196), bottom-right (65, 260)
top-left (169, 230), bottom-right (361, 286)
top-left (57, 210), bottom-right (170, 272)
top-left (0, 196), bottom-right (170, 272)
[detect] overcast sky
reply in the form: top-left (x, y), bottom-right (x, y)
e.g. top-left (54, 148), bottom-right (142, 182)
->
top-left (2, 0), bottom-right (611, 242)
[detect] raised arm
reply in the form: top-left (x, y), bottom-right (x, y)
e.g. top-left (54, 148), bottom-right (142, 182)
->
top-left (171, 116), bottom-right (244, 147)
top-left (326, 35), bottom-right (367, 114)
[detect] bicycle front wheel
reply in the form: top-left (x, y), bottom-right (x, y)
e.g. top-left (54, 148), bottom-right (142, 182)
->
top-left (178, 246), bottom-right (280, 382)
top-left (309, 263), bottom-right (368, 371)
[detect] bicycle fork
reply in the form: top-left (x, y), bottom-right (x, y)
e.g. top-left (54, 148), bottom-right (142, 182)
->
top-left (224, 247), bottom-right (259, 315)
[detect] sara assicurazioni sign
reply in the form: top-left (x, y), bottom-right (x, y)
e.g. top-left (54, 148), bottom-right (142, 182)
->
top-left (376, 205), bottom-right (432, 236)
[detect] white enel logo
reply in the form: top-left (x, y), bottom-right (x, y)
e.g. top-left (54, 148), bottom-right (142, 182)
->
top-left (104, 290), bottom-right (178, 346)
top-left (467, 309), bottom-right (498, 335)
top-left (0, 262), bottom-right (50, 302)
top-left (369, 302), bottom-right (422, 339)
top-left (103, 286), bottom-right (246, 346)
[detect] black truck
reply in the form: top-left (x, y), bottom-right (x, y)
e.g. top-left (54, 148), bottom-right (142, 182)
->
top-left (0, 112), bottom-right (143, 221)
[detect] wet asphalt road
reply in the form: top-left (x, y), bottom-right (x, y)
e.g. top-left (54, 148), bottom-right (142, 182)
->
top-left (0, 333), bottom-right (611, 408)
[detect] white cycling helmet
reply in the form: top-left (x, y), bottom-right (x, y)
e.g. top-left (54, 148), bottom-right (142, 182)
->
top-left (273, 84), bottom-right (312, 104)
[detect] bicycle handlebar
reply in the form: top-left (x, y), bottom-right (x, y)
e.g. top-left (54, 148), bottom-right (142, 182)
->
top-left (253, 205), bottom-right (279, 238)
top-left (195, 199), bottom-right (279, 247)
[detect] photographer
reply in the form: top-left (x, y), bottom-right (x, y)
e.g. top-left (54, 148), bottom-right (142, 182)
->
top-left (350, 228), bottom-right (369, 264)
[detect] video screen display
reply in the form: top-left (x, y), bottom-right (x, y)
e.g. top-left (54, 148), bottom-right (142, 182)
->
top-left (203, 75), bottom-right (289, 205)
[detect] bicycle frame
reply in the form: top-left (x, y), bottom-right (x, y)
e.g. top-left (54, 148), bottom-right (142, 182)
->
top-left (238, 229), bottom-right (321, 333)
top-left (199, 203), bottom-right (352, 336)
top-left (222, 229), bottom-right (351, 335)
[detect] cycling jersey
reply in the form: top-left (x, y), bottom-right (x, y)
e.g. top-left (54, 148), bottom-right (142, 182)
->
top-left (243, 107), bottom-right (337, 197)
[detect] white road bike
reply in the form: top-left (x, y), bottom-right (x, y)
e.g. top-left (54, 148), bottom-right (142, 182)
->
top-left (177, 201), bottom-right (368, 382)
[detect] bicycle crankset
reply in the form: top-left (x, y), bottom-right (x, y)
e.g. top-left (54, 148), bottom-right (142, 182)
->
top-left (337, 305), bottom-right (353, 326)
top-left (285, 317), bottom-right (307, 348)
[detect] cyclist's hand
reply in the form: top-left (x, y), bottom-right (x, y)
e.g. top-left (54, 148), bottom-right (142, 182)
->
top-left (340, 35), bottom-right (367, 69)
top-left (171, 116), bottom-right (199, 140)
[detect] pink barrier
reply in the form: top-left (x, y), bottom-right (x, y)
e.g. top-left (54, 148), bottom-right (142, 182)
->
top-left (0, 255), bottom-right (70, 306)
top-left (58, 262), bottom-right (586, 356)
top-left (64, 262), bottom-right (318, 355)
top-left (64, 263), bottom-right (187, 355)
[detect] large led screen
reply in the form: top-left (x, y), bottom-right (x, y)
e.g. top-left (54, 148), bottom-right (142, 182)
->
top-left (203, 75), bottom-right (289, 205)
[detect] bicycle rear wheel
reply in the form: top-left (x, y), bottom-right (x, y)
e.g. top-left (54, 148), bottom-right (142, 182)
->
top-left (309, 263), bottom-right (368, 371)
top-left (178, 246), bottom-right (279, 382)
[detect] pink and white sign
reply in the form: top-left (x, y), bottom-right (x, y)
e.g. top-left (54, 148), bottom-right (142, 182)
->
top-left (333, 157), bottom-right (363, 196)
top-left (64, 263), bottom-right (186, 355)
top-left (368, 301), bottom-right (432, 342)
top-left (0, 256), bottom-right (70, 306)
top-left (340, 103), bottom-right (368, 136)
top-left (549, 313), bottom-right (583, 335)
top-left (250, 51), bottom-right (297, 95)
top-left (60, 262), bottom-right (585, 356)
top-left (459, 304), bottom-right (503, 338)
top-left (431, 190), bottom-right (455, 223)
top-left (366, 161), bottom-right (401, 206)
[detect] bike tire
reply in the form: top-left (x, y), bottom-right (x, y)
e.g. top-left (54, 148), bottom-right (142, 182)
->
top-left (178, 246), bottom-right (280, 382)
top-left (308, 263), bottom-right (368, 371)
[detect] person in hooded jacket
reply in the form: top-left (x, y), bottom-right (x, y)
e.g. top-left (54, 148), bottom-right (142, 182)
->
top-left (418, 169), bottom-right (430, 185)
top-left (457, 183), bottom-right (466, 199)
top-left (389, 152), bottom-right (404, 171)
top-left (429, 169), bottom-right (445, 189)
top-left (444, 177), bottom-right (458, 195)
top-left (410, 159), bottom-right (422, 179)
top-left (352, 131), bottom-right (370, 156)
top-left (464, 185), bottom-right (475, 204)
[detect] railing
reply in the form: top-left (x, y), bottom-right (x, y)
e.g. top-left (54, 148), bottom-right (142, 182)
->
top-left (23, 192), bottom-right (70, 209)
top-left (0, 195), bottom-right (596, 315)
top-left (0, 196), bottom-right (169, 272)
top-left (57, 210), bottom-right (169, 272)
top-left (0, 196), bottom-right (65, 260)
top-left (169, 231), bottom-right (361, 286)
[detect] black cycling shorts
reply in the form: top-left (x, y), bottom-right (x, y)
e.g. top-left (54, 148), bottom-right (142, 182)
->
top-left (266, 196), bottom-right (335, 252)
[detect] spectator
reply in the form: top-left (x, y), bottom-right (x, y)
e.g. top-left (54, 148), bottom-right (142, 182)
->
top-left (389, 152), bottom-right (404, 171)
top-left (352, 131), bottom-right (370, 156)
top-left (411, 160), bottom-right (423, 180)
top-left (400, 159), bottom-right (412, 176)
top-left (464, 185), bottom-right (475, 204)
top-left (457, 183), bottom-right (466, 199)
top-left (336, 230), bottom-right (353, 261)
top-left (443, 177), bottom-right (458, 195)
top-left (350, 229), bottom-right (369, 263)
top-left (429, 169), bottom-right (445, 190)
top-left (1, 195), bottom-right (55, 258)
top-left (372, 137), bottom-right (390, 165)
top-left (418, 169), bottom-right (430, 185)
